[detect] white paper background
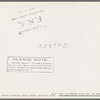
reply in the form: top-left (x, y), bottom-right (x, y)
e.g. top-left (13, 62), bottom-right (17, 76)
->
top-left (0, 2), bottom-right (100, 98)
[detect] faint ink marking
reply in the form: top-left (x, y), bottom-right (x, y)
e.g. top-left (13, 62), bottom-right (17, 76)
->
top-left (18, 7), bottom-right (35, 13)
top-left (38, 43), bottom-right (68, 49)
top-left (11, 8), bottom-right (47, 35)
top-left (17, 16), bottom-right (42, 27)
top-left (11, 9), bottom-right (45, 21)
top-left (19, 24), bottom-right (47, 35)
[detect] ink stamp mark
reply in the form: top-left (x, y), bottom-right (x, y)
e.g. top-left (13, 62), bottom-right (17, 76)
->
top-left (11, 7), bottom-right (47, 35)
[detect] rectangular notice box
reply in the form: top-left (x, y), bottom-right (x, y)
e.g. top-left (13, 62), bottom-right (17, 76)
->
top-left (7, 57), bottom-right (54, 73)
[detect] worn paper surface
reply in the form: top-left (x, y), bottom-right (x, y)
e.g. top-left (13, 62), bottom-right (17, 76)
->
top-left (0, 2), bottom-right (100, 98)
